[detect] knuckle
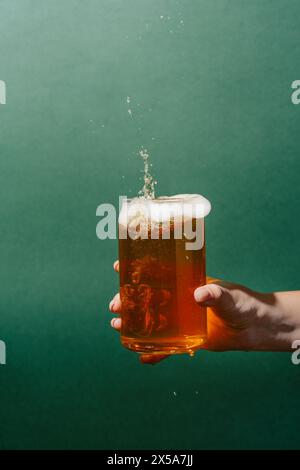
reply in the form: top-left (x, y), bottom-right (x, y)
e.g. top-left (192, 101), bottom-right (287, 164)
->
top-left (207, 284), bottom-right (223, 300)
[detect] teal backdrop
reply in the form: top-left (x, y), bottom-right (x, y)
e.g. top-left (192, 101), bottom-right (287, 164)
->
top-left (0, 0), bottom-right (300, 450)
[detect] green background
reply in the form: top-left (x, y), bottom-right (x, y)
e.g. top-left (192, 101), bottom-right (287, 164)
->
top-left (0, 0), bottom-right (300, 450)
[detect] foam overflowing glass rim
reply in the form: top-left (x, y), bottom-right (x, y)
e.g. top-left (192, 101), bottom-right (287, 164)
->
top-left (119, 194), bottom-right (211, 226)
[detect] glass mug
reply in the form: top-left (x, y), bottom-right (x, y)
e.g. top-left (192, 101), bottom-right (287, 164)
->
top-left (118, 194), bottom-right (211, 355)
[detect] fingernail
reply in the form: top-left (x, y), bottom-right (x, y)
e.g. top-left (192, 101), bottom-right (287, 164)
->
top-left (109, 300), bottom-right (115, 311)
top-left (194, 287), bottom-right (204, 302)
top-left (194, 286), bottom-right (212, 304)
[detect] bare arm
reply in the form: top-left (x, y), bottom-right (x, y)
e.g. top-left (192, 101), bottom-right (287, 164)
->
top-left (192, 283), bottom-right (300, 351)
top-left (256, 290), bottom-right (300, 351)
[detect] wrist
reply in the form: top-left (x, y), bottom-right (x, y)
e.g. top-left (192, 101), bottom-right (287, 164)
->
top-left (248, 292), bottom-right (299, 351)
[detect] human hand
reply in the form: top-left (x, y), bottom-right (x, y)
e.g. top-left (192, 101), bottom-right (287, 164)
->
top-left (109, 261), bottom-right (295, 364)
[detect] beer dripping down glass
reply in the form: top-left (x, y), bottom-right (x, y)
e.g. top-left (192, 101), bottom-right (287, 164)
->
top-left (118, 194), bottom-right (211, 356)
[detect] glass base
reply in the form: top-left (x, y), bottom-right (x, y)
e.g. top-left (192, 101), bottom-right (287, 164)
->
top-left (121, 334), bottom-right (207, 356)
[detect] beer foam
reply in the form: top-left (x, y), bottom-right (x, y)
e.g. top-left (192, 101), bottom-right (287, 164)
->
top-left (119, 194), bottom-right (211, 226)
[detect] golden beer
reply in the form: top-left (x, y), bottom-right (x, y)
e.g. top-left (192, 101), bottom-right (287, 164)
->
top-left (118, 194), bottom-right (211, 355)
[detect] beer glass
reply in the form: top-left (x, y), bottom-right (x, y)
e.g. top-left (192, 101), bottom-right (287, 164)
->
top-left (118, 194), bottom-right (211, 355)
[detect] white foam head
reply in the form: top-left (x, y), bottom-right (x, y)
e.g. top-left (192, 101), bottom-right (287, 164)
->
top-left (119, 194), bottom-right (211, 227)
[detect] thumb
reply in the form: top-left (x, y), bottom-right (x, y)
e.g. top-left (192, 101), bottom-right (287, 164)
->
top-left (194, 283), bottom-right (233, 311)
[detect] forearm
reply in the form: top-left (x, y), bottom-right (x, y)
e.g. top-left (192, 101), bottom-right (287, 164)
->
top-left (249, 291), bottom-right (300, 351)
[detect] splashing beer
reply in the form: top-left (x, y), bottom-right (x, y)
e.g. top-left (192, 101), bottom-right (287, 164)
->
top-left (118, 194), bottom-right (211, 355)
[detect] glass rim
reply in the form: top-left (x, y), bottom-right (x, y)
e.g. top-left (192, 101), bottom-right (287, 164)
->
top-left (123, 194), bottom-right (209, 204)
top-left (119, 194), bottom-right (212, 221)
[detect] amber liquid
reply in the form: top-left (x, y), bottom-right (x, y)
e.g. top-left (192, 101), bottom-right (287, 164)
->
top-left (119, 220), bottom-right (207, 355)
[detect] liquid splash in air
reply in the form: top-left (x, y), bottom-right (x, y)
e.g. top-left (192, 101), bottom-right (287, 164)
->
top-left (138, 147), bottom-right (157, 199)
top-left (124, 96), bottom-right (157, 198)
